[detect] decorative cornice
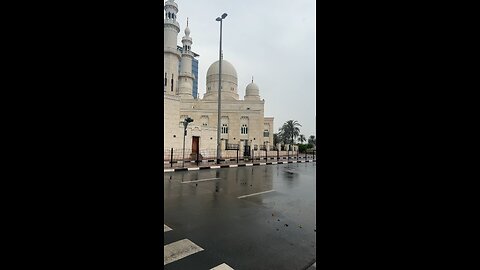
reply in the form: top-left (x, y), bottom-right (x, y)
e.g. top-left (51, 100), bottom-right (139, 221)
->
top-left (181, 52), bottom-right (194, 58)
top-left (178, 72), bottom-right (195, 79)
top-left (164, 48), bottom-right (181, 59)
top-left (164, 20), bottom-right (180, 32)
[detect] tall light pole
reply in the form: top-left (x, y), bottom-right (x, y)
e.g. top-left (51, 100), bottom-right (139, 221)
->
top-left (216, 13), bottom-right (227, 164)
top-left (182, 117), bottom-right (193, 168)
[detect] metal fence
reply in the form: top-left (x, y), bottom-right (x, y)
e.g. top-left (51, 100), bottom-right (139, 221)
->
top-left (163, 147), bottom-right (316, 167)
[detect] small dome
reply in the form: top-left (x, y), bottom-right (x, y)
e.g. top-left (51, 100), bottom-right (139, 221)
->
top-left (245, 81), bottom-right (260, 98)
top-left (165, 0), bottom-right (178, 9)
top-left (246, 82), bottom-right (259, 92)
top-left (207, 60), bottom-right (237, 79)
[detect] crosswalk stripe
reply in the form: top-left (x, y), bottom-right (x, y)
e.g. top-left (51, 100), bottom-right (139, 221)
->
top-left (210, 263), bottom-right (235, 269)
top-left (238, 189), bottom-right (275, 199)
top-left (164, 224), bottom-right (172, 232)
top-left (164, 239), bottom-right (204, 265)
top-left (181, 177), bottom-right (221, 184)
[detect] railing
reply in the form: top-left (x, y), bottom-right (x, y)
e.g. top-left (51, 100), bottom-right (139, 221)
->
top-left (163, 147), bottom-right (316, 167)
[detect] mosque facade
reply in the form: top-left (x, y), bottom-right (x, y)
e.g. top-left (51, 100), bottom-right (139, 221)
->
top-left (164, 0), bottom-right (274, 159)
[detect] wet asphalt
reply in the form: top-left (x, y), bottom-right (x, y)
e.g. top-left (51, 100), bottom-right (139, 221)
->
top-left (164, 163), bottom-right (316, 270)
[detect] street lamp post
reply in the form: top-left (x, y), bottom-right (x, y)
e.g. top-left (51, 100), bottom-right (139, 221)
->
top-left (216, 12), bottom-right (227, 165)
top-left (182, 117), bottom-right (194, 168)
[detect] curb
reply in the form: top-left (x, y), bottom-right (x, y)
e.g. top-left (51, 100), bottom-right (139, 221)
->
top-left (164, 159), bottom-right (316, 173)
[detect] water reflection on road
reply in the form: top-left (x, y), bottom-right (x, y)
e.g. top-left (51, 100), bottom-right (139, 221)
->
top-left (163, 163), bottom-right (316, 270)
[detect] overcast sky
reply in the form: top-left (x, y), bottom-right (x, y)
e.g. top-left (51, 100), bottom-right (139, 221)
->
top-left (169, 0), bottom-right (316, 139)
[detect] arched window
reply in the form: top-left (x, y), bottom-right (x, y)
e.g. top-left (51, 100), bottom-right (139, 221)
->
top-left (201, 115), bottom-right (209, 127)
top-left (222, 123), bottom-right (228, 134)
top-left (241, 124), bottom-right (248, 134)
top-left (221, 116), bottom-right (229, 134)
top-left (263, 124), bottom-right (270, 137)
top-left (240, 116), bottom-right (249, 136)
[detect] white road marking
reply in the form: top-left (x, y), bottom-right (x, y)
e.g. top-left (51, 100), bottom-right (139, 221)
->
top-left (260, 163), bottom-right (266, 165)
top-left (164, 169), bottom-right (174, 172)
top-left (164, 239), bottom-right (204, 265)
top-left (245, 163), bottom-right (253, 166)
top-left (238, 189), bottom-right (275, 199)
top-left (187, 167), bottom-right (200, 171)
top-left (229, 164), bottom-right (238, 167)
top-left (272, 162), bottom-right (278, 165)
top-left (210, 263), bottom-right (235, 269)
top-left (211, 165), bottom-right (221, 169)
top-left (182, 177), bottom-right (221, 184)
top-left (164, 224), bottom-right (172, 232)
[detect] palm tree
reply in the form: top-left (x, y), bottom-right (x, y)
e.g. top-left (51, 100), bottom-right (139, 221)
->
top-left (273, 133), bottom-right (279, 146)
top-left (308, 135), bottom-right (316, 146)
top-left (278, 120), bottom-right (302, 145)
top-left (299, 134), bottom-right (306, 144)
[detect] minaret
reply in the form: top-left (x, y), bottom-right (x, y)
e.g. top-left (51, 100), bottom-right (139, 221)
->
top-left (164, 0), bottom-right (181, 95)
top-left (178, 18), bottom-right (195, 99)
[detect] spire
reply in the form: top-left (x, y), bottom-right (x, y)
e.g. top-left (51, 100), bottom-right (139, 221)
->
top-left (182, 18), bottom-right (192, 47)
top-left (184, 20), bottom-right (190, 37)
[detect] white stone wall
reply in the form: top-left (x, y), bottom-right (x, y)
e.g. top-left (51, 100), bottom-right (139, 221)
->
top-left (164, 52), bottom-right (180, 95)
top-left (164, 95), bottom-right (182, 148)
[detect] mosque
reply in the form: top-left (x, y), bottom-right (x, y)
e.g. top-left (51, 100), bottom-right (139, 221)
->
top-left (163, 0), bottom-right (275, 159)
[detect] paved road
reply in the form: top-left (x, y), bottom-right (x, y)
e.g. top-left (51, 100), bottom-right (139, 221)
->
top-left (164, 163), bottom-right (316, 270)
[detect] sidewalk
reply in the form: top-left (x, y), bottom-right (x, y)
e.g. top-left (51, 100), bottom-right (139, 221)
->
top-left (163, 156), bottom-right (316, 172)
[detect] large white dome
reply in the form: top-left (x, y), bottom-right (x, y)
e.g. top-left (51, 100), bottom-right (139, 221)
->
top-left (206, 60), bottom-right (237, 80)
top-left (204, 59), bottom-right (239, 100)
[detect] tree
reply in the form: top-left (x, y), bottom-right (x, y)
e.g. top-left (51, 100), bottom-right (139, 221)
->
top-left (273, 133), bottom-right (279, 146)
top-left (299, 134), bottom-right (306, 144)
top-left (278, 120), bottom-right (302, 145)
top-left (308, 135), bottom-right (316, 146)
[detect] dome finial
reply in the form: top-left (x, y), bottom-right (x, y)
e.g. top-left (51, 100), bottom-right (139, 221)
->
top-left (252, 76), bottom-right (254, 83)
top-left (184, 18), bottom-right (191, 36)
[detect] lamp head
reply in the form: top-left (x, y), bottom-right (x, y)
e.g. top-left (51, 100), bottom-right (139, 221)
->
top-left (222, 13), bottom-right (228, 19)
top-left (216, 17), bottom-right (221, 21)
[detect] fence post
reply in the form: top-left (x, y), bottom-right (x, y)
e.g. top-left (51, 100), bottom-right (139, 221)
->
top-left (265, 147), bottom-right (267, 161)
top-left (313, 150), bottom-right (315, 160)
top-left (196, 151), bottom-right (199, 166)
top-left (277, 149), bottom-right (279, 161)
top-left (297, 149), bottom-right (299, 160)
top-left (236, 149), bottom-right (239, 163)
top-left (170, 148), bottom-right (173, 168)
